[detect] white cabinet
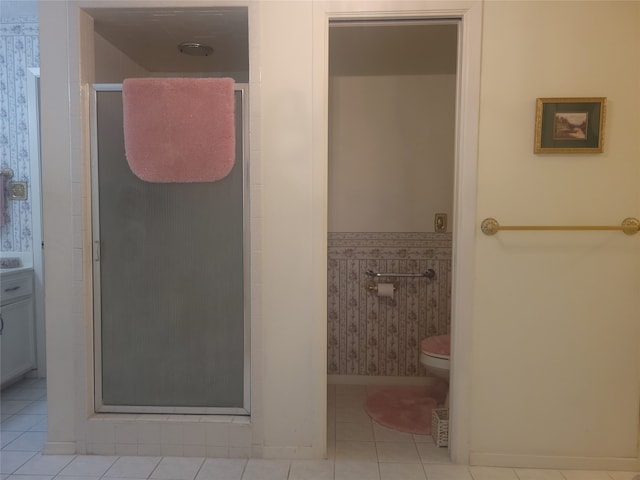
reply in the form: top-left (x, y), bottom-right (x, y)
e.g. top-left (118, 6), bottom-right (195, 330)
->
top-left (1, 270), bottom-right (36, 387)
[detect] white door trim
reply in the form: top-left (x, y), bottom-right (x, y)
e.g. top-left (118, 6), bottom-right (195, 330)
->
top-left (26, 67), bottom-right (46, 378)
top-left (313, 1), bottom-right (482, 463)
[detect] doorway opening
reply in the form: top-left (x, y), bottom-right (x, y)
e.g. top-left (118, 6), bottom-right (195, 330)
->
top-left (326, 17), bottom-right (461, 460)
top-left (27, 67), bottom-right (46, 381)
top-left (85, 6), bottom-right (251, 415)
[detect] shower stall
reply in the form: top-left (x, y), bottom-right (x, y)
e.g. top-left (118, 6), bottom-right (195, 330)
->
top-left (90, 83), bottom-right (250, 415)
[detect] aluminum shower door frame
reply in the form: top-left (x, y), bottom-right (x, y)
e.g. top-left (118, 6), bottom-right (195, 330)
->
top-left (89, 82), bottom-right (251, 415)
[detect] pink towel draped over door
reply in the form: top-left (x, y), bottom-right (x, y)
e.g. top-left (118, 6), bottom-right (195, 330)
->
top-left (122, 77), bottom-right (236, 183)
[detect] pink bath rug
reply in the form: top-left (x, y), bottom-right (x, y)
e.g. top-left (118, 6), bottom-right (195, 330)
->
top-left (122, 77), bottom-right (235, 183)
top-left (364, 384), bottom-right (447, 435)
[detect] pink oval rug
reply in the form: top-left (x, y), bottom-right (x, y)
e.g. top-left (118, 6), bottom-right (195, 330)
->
top-left (364, 385), bottom-right (443, 435)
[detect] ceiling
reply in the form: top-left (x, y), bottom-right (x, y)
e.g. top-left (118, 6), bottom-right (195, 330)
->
top-left (81, 9), bottom-right (454, 77)
top-left (84, 7), bottom-right (249, 75)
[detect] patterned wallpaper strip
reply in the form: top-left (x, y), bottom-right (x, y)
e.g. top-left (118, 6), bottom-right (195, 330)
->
top-left (328, 232), bottom-right (452, 377)
top-left (0, 18), bottom-right (39, 252)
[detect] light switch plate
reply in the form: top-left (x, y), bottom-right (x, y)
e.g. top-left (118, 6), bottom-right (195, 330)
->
top-left (435, 213), bottom-right (447, 232)
top-left (9, 181), bottom-right (28, 200)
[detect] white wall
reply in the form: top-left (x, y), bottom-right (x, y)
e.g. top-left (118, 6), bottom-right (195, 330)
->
top-left (329, 74), bottom-right (455, 232)
top-left (38, 0), bottom-right (640, 469)
top-left (94, 32), bottom-right (147, 83)
top-left (40, 0), bottom-right (324, 459)
top-left (471, 0), bottom-right (640, 470)
top-left (259, 1), bottom-right (326, 456)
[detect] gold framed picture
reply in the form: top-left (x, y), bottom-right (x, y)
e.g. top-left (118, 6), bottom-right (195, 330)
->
top-left (534, 97), bottom-right (606, 153)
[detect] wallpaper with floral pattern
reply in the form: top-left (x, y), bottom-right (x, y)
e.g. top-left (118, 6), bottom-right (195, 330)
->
top-left (328, 232), bottom-right (452, 377)
top-left (0, 16), bottom-right (39, 252)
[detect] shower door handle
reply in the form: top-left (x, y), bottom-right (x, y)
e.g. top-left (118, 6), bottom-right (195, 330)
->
top-left (94, 241), bottom-right (101, 262)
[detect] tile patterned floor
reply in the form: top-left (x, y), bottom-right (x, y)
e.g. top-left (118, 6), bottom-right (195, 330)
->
top-left (1, 380), bottom-right (638, 480)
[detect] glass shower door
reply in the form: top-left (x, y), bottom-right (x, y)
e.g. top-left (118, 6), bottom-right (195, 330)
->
top-left (91, 85), bottom-right (249, 414)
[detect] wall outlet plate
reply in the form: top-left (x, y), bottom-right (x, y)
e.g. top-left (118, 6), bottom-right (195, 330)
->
top-left (435, 213), bottom-right (447, 232)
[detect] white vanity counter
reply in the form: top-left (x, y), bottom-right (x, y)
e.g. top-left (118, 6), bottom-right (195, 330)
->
top-left (1, 266), bottom-right (34, 276)
top-left (1, 267), bottom-right (36, 387)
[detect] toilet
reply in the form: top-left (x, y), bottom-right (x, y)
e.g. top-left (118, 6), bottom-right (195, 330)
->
top-left (420, 334), bottom-right (451, 407)
top-left (420, 334), bottom-right (451, 381)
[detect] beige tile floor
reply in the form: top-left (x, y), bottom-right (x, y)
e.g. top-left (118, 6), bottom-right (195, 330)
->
top-left (1, 380), bottom-right (638, 480)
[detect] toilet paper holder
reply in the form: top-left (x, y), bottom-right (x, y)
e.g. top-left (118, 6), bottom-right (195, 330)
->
top-left (367, 282), bottom-right (397, 293)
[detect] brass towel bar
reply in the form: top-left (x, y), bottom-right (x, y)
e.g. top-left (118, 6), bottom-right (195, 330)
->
top-left (481, 217), bottom-right (640, 236)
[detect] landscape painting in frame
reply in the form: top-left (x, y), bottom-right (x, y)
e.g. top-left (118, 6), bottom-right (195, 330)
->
top-left (534, 97), bottom-right (606, 153)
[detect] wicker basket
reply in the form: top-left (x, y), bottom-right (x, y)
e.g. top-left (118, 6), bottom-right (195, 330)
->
top-left (431, 408), bottom-right (449, 447)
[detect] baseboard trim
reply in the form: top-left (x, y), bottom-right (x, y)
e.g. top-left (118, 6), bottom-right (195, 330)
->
top-left (327, 374), bottom-right (436, 386)
top-left (470, 452), bottom-right (640, 472)
top-left (43, 441), bottom-right (77, 455)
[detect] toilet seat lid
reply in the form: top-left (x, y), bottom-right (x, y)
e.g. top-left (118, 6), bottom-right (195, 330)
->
top-left (421, 334), bottom-right (451, 357)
